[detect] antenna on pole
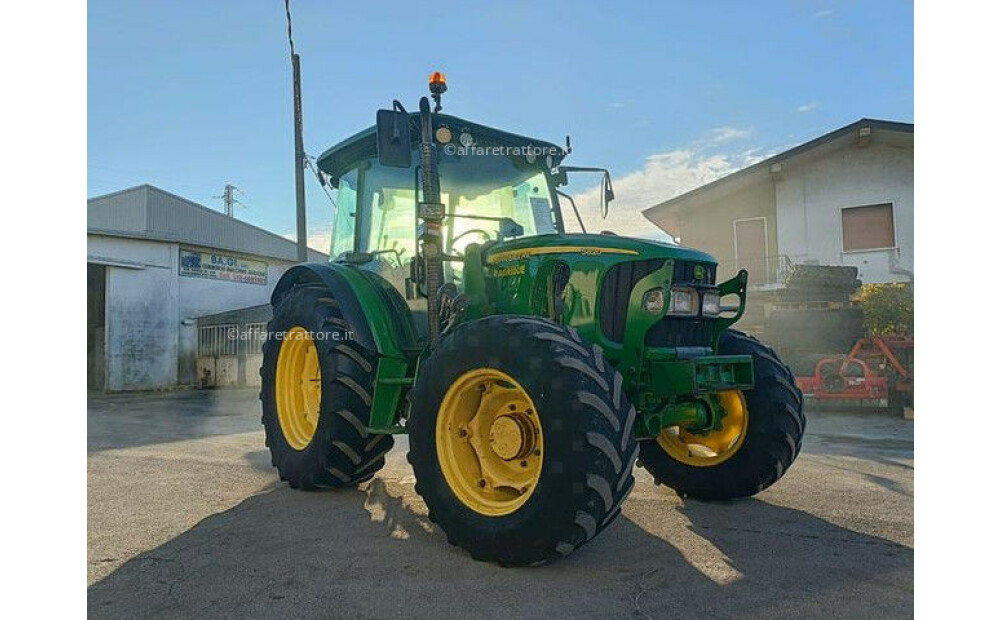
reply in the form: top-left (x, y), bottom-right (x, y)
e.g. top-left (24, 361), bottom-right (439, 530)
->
top-left (213, 183), bottom-right (245, 218)
top-left (285, 0), bottom-right (308, 262)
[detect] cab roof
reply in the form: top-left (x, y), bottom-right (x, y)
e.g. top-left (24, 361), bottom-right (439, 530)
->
top-left (316, 112), bottom-right (567, 180)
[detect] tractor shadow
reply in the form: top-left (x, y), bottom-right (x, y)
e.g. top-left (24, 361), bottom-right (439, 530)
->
top-left (89, 474), bottom-right (913, 619)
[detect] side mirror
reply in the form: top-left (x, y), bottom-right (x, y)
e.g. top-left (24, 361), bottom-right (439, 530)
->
top-left (600, 171), bottom-right (615, 219)
top-left (556, 166), bottom-right (615, 219)
top-left (375, 109), bottom-right (412, 168)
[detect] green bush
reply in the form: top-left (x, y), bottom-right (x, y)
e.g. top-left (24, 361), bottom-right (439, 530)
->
top-left (854, 283), bottom-right (913, 336)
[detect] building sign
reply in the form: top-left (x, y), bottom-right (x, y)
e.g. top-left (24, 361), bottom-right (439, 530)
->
top-left (179, 249), bottom-right (268, 285)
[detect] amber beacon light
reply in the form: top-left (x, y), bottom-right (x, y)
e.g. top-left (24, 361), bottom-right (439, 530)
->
top-left (429, 71), bottom-right (447, 111)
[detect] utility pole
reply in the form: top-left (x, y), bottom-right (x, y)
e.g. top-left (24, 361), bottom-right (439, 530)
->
top-left (292, 53), bottom-right (307, 262)
top-left (214, 183), bottom-right (243, 218)
top-left (286, 0), bottom-right (308, 262)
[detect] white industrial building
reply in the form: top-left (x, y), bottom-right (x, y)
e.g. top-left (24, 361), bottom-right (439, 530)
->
top-left (87, 184), bottom-right (326, 391)
top-left (643, 119), bottom-right (914, 286)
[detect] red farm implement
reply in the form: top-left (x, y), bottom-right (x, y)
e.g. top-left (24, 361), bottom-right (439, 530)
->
top-left (795, 335), bottom-right (913, 412)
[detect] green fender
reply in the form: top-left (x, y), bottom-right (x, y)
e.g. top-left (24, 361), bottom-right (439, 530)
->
top-left (271, 263), bottom-right (419, 432)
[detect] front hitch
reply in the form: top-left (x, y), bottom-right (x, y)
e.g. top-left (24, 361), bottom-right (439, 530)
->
top-left (634, 353), bottom-right (755, 438)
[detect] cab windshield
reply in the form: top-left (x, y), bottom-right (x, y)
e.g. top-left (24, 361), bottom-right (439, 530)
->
top-left (330, 151), bottom-right (560, 261)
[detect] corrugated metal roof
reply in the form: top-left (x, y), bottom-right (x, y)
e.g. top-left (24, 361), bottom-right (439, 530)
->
top-left (87, 184), bottom-right (327, 262)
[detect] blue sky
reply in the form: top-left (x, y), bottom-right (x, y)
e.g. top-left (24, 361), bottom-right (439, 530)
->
top-left (88, 0), bottom-right (913, 246)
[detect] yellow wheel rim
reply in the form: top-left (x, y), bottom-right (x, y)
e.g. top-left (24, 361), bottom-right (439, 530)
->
top-left (275, 326), bottom-right (322, 450)
top-left (657, 390), bottom-right (748, 467)
top-left (436, 369), bottom-right (544, 516)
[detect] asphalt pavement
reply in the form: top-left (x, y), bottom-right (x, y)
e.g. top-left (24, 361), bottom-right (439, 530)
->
top-left (88, 388), bottom-right (913, 618)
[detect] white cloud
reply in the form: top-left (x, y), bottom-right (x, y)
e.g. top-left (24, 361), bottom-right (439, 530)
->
top-left (710, 126), bottom-right (751, 143)
top-left (739, 147), bottom-right (769, 167)
top-left (815, 9), bottom-right (834, 18)
top-left (283, 222), bottom-right (333, 254)
top-left (797, 101), bottom-right (820, 113)
top-left (568, 142), bottom-right (766, 238)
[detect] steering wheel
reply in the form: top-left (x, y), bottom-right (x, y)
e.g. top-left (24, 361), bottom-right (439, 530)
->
top-left (451, 228), bottom-right (492, 246)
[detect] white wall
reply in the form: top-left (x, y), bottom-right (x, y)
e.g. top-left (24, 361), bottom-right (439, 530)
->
top-left (775, 140), bottom-right (914, 283)
top-left (89, 236), bottom-right (179, 390)
top-left (88, 234), bottom-right (305, 390)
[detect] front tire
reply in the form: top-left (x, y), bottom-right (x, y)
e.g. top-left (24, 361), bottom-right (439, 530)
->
top-left (408, 316), bottom-right (638, 566)
top-left (260, 284), bottom-right (394, 490)
top-left (638, 329), bottom-right (805, 500)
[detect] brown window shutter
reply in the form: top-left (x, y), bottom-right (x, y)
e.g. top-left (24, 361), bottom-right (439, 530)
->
top-left (842, 204), bottom-right (895, 251)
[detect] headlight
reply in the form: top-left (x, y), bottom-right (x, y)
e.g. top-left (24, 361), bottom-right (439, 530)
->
top-left (701, 291), bottom-right (721, 317)
top-left (667, 287), bottom-right (699, 316)
top-left (642, 288), bottom-right (665, 314)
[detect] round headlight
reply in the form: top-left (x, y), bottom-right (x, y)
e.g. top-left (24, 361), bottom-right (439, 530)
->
top-left (642, 288), bottom-right (665, 314)
top-left (435, 127), bottom-right (453, 144)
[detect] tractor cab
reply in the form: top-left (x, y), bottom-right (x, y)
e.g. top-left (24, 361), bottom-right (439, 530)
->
top-left (316, 113), bottom-right (570, 295)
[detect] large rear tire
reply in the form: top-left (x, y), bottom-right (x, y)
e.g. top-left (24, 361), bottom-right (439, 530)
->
top-left (260, 284), bottom-right (394, 490)
top-left (408, 316), bottom-right (638, 566)
top-left (638, 329), bottom-right (805, 500)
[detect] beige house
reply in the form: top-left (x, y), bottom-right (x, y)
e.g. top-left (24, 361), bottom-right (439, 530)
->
top-left (643, 119), bottom-right (914, 287)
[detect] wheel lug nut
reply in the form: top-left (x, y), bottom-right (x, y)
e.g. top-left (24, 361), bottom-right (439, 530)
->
top-left (458, 428), bottom-right (468, 438)
top-left (520, 460), bottom-right (528, 468)
top-left (477, 479), bottom-right (487, 488)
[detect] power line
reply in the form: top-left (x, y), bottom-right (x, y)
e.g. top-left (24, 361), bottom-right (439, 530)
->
top-left (304, 155), bottom-right (338, 215)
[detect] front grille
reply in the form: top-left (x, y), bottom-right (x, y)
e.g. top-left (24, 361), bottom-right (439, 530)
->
top-left (598, 258), bottom-right (716, 347)
top-left (599, 259), bottom-right (665, 342)
top-left (645, 317), bottom-right (713, 348)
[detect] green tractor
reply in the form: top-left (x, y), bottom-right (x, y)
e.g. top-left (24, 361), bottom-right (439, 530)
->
top-left (260, 74), bottom-right (805, 565)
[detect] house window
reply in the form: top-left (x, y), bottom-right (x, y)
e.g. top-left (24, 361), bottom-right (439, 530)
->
top-left (841, 203), bottom-right (895, 252)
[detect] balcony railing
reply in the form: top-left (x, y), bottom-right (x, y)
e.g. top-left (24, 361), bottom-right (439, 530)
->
top-left (716, 255), bottom-right (800, 288)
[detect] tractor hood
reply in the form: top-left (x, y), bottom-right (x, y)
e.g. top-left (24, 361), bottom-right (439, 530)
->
top-left (476, 232), bottom-right (731, 355)
top-left (482, 233), bottom-right (717, 267)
